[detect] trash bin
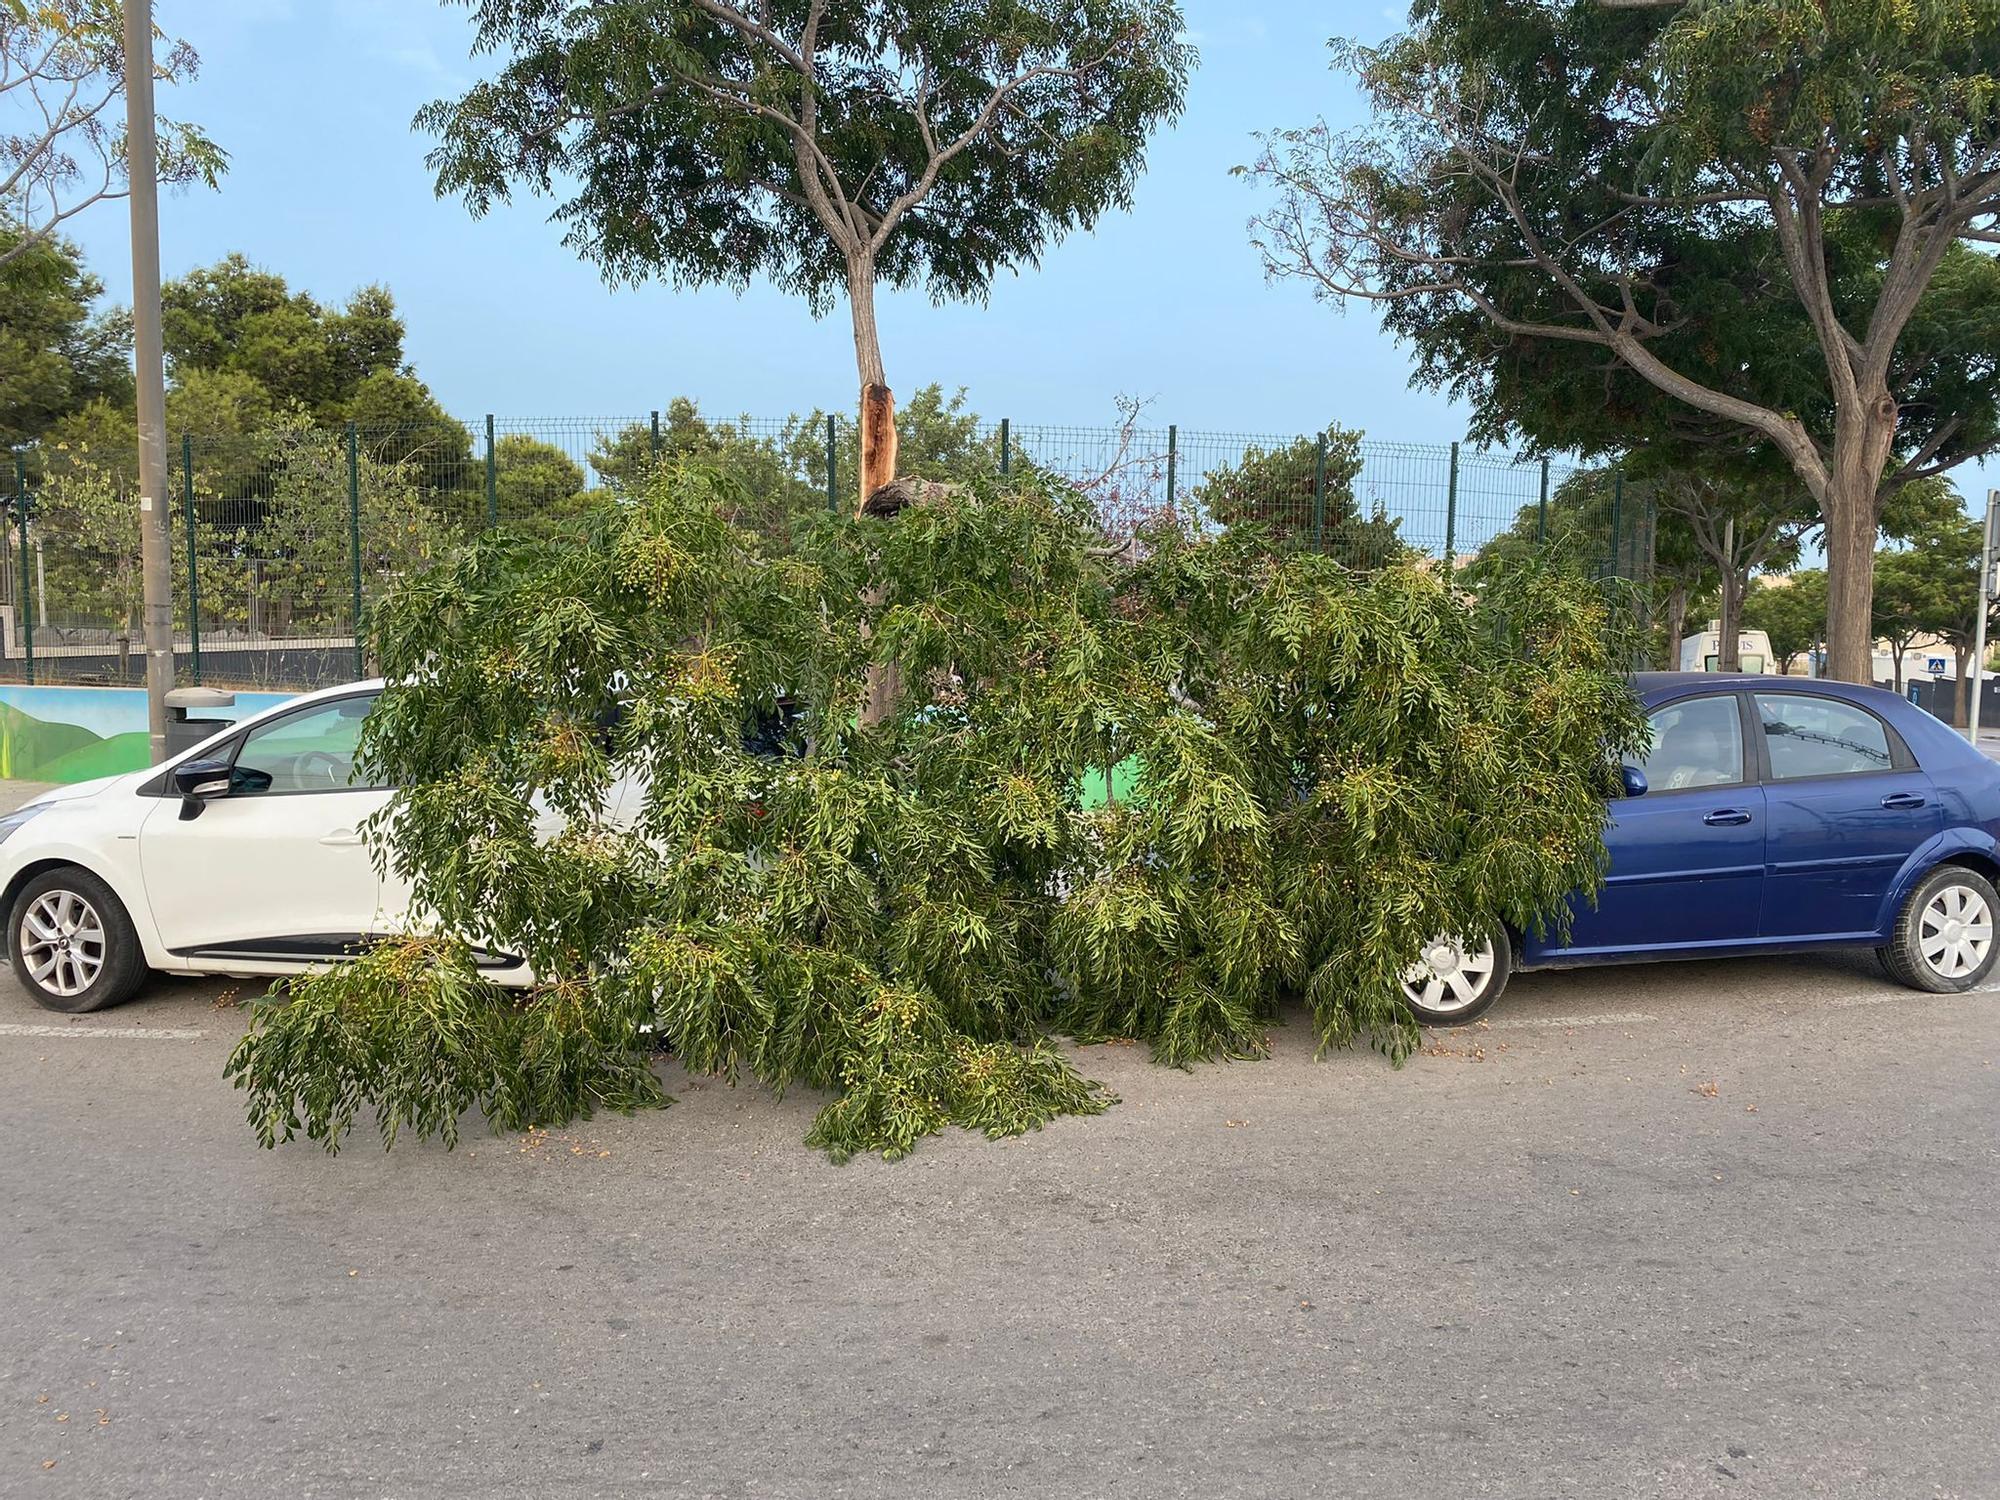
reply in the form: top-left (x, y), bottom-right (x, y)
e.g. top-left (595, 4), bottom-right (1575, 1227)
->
top-left (164, 686), bottom-right (237, 761)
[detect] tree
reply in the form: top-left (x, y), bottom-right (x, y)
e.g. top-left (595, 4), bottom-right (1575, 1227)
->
top-left (0, 0), bottom-right (223, 269)
top-left (244, 416), bottom-right (459, 638)
top-left (1874, 483), bottom-right (1990, 718)
top-left (225, 464), bottom-right (1643, 1160)
top-left (1246, 1), bottom-right (2000, 684)
top-left (0, 228), bottom-right (130, 455)
top-left (1643, 465), bottom-right (1815, 672)
top-left (346, 371), bottom-right (475, 499)
top-left (419, 0), bottom-right (1192, 505)
top-left (26, 435), bottom-right (242, 636)
top-left (784, 383), bottom-right (1006, 498)
top-left (595, 398), bottom-right (823, 538)
top-left (160, 256), bottom-right (475, 498)
top-left (1742, 571), bottom-right (1827, 677)
top-left (1871, 548), bottom-right (1957, 694)
top-left (1466, 464), bottom-right (1710, 664)
top-left (1192, 423), bottom-right (1403, 565)
top-left (164, 367), bottom-right (273, 440)
top-left (491, 433), bottom-right (589, 528)
top-left (591, 386), bottom-right (1007, 541)
top-left (162, 256), bottom-right (443, 424)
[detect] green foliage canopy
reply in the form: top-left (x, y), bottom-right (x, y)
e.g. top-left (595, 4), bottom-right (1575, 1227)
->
top-left (1742, 571), bottom-right (1827, 676)
top-left (227, 466), bottom-right (1644, 1161)
top-left (28, 413), bottom-right (457, 638)
top-left (160, 257), bottom-right (471, 479)
top-left (1246, 0), bottom-right (2000, 681)
top-left (1191, 423), bottom-right (1403, 565)
top-left (418, 0), bottom-right (1195, 312)
top-left (0, 231), bottom-right (131, 451)
top-left (491, 433), bottom-right (589, 524)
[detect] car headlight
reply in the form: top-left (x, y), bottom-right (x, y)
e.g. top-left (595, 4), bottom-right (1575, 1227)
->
top-left (0, 802), bottom-right (52, 845)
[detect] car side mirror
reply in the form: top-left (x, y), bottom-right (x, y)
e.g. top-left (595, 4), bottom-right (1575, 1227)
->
top-left (1621, 764), bottom-right (1649, 799)
top-left (173, 758), bottom-right (237, 820)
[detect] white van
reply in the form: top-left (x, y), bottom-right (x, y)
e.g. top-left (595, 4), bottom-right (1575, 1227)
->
top-left (1679, 628), bottom-right (1774, 674)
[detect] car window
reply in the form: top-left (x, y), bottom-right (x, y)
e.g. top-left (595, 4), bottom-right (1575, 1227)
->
top-left (1627, 695), bottom-right (1744, 790)
top-left (1755, 693), bottom-right (1892, 780)
top-left (231, 695), bottom-right (381, 794)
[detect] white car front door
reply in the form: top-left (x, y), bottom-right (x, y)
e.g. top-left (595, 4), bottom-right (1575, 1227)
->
top-left (138, 692), bottom-right (390, 967)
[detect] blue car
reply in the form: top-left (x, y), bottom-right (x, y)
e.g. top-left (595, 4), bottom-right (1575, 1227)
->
top-left (1401, 673), bottom-right (2000, 1024)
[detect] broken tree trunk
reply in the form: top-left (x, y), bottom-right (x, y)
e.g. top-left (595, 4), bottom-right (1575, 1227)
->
top-left (858, 384), bottom-right (898, 518)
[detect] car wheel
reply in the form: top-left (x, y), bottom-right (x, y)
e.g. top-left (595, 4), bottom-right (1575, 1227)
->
top-left (7, 867), bottom-right (147, 1014)
top-left (1400, 925), bottom-right (1512, 1026)
top-left (1879, 865), bottom-right (2000, 994)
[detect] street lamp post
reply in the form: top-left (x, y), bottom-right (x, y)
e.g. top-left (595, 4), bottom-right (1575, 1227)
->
top-left (1970, 490), bottom-right (1999, 745)
top-left (124, 0), bottom-right (175, 761)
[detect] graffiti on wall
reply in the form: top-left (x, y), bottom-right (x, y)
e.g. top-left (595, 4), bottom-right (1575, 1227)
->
top-left (0, 686), bottom-right (290, 783)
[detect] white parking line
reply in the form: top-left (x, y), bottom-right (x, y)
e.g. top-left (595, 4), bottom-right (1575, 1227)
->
top-left (0, 1023), bottom-right (206, 1041)
top-left (1820, 989), bottom-right (1999, 1009)
top-left (1479, 1012), bottom-right (1660, 1030)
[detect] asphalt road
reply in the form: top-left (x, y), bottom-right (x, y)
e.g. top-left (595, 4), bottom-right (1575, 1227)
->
top-left (0, 781), bottom-right (1994, 1498)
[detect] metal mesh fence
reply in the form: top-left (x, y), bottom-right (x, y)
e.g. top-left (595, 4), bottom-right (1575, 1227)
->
top-left (0, 416), bottom-right (1647, 692)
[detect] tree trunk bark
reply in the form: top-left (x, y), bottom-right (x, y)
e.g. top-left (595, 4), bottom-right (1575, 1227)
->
top-left (1664, 586), bottom-right (1688, 670)
top-left (860, 385), bottom-right (897, 508)
top-left (1717, 563), bottom-right (1743, 674)
top-left (1954, 644), bottom-right (1972, 727)
top-left (848, 260), bottom-right (897, 515)
top-left (849, 257), bottom-right (902, 727)
top-left (1820, 397), bottom-right (1898, 684)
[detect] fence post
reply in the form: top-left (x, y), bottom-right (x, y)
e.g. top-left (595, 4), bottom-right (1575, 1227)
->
top-left (484, 414), bottom-right (498, 528)
top-left (1311, 433), bottom-right (1329, 552)
top-left (1609, 468), bottom-right (1624, 579)
top-left (1641, 497), bottom-right (1658, 649)
top-left (1444, 441), bottom-right (1460, 573)
top-left (999, 418), bottom-right (1010, 478)
top-left (1166, 425), bottom-right (1178, 510)
top-left (347, 422), bottom-right (365, 678)
top-left (13, 452), bottom-right (30, 686)
top-left (825, 415), bottom-right (838, 515)
top-left (1536, 457), bottom-right (1550, 546)
top-left (182, 433), bottom-right (200, 684)
top-left (649, 409), bottom-right (661, 465)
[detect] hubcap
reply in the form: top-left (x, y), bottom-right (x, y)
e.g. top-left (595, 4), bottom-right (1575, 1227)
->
top-left (1401, 932), bottom-right (1497, 1016)
top-left (1919, 883), bottom-right (1993, 979)
top-left (19, 889), bottom-right (106, 998)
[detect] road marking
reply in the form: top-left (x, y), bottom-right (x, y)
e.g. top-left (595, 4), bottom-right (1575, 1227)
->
top-left (1820, 989), bottom-right (1997, 1010)
top-left (0, 1023), bottom-right (206, 1041)
top-left (1479, 1012), bottom-right (1659, 1030)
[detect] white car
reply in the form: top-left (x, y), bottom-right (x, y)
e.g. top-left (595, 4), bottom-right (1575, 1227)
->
top-left (0, 679), bottom-right (541, 1014)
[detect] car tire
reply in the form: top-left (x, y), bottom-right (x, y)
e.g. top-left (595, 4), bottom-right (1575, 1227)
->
top-left (1879, 865), bottom-right (2000, 994)
top-left (1400, 924), bottom-right (1512, 1026)
top-left (7, 866), bottom-right (148, 1014)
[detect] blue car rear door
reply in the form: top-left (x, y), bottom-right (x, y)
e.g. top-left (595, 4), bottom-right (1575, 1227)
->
top-left (1751, 690), bottom-right (1940, 941)
top-left (1535, 690), bottom-right (1766, 958)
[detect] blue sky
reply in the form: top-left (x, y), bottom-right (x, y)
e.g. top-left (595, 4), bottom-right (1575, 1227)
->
top-left (63, 1), bottom-right (1455, 443)
top-left (51, 1), bottom-right (1998, 510)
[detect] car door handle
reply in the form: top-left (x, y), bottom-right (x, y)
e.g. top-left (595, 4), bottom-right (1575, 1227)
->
top-left (1703, 809), bottom-right (1753, 827)
top-left (1880, 793), bottom-right (1927, 811)
top-left (319, 829), bottom-right (365, 847)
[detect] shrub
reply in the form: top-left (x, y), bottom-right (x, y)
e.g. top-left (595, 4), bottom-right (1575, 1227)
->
top-left (226, 465), bottom-right (1644, 1160)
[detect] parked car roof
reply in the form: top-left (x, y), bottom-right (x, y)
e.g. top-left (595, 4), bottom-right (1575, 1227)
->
top-left (1633, 671), bottom-right (1891, 704)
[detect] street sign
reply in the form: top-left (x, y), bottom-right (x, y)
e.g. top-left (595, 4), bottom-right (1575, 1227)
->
top-left (1929, 657), bottom-right (1949, 676)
